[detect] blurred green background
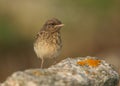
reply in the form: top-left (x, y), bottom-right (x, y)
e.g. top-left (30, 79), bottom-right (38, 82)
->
top-left (0, 0), bottom-right (120, 83)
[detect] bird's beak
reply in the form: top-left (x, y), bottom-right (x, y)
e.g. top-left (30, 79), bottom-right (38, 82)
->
top-left (55, 24), bottom-right (64, 28)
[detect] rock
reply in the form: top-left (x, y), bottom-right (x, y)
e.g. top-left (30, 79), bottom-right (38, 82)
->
top-left (1, 56), bottom-right (119, 86)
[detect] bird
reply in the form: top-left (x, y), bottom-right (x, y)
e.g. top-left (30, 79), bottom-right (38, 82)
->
top-left (34, 18), bottom-right (64, 68)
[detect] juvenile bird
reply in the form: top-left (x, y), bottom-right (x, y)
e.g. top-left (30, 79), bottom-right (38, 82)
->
top-left (34, 18), bottom-right (64, 68)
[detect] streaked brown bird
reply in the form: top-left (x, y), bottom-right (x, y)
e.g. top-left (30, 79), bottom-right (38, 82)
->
top-left (34, 18), bottom-right (64, 68)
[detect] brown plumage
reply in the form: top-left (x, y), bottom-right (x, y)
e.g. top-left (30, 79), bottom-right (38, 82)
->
top-left (34, 18), bottom-right (64, 68)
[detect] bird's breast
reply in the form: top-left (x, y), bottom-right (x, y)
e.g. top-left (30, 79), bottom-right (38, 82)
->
top-left (34, 33), bottom-right (62, 59)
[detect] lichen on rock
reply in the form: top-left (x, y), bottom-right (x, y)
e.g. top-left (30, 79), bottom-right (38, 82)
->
top-left (1, 56), bottom-right (119, 86)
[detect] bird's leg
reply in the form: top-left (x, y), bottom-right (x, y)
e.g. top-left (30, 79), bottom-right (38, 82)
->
top-left (53, 57), bottom-right (57, 65)
top-left (41, 57), bottom-right (44, 68)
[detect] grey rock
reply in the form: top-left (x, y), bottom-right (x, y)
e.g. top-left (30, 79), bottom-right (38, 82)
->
top-left (1, 56), bottom-right (119, 86)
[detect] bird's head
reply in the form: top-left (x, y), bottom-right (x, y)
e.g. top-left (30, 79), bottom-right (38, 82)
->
top-left (42, 18), bottom-right (64, 32)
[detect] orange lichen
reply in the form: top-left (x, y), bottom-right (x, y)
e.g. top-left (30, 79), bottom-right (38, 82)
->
top-left (77, 60), bottom-right (86, 66)
top-left (86, 59), bottom-right (101, 67)
top-left (33, 71), bottom-right (42, 76)
top-left (77, 59), bottom-right (101, 67)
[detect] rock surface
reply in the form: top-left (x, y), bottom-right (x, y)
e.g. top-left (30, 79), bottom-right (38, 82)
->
top-left (1, 56), bottom-right (119, 86)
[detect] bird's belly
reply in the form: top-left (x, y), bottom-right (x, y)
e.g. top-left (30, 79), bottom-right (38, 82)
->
top-left (34, 42), bottom-right (61, 59)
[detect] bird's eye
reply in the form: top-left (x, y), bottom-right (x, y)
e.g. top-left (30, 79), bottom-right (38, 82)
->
top-left (49, 23), bottom-right (55, 25)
